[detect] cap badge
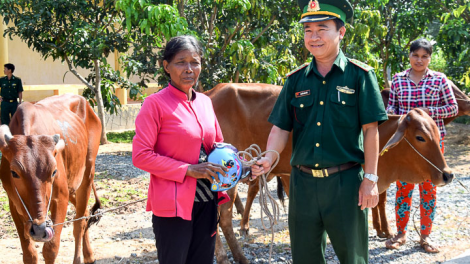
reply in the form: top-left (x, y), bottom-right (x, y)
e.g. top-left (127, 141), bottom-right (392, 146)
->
top-left (307, 0), bottom-right (320, 12)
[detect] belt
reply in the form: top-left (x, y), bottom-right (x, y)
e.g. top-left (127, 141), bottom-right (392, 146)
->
top-left (3, 99), bottom-right (17, 103)
top-left (297, 162), bottom-right (359, 178)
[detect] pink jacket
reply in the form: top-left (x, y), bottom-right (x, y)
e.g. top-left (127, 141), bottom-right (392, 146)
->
top-left (132, 84), bottom-right (229, 221)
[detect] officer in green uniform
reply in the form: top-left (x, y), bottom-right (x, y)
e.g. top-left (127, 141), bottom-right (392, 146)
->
top-left (251, 1), bottom-right (388, 263)
top-left (1, 63), bottom-right (23, 126)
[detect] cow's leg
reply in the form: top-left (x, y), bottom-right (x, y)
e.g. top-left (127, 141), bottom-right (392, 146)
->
top-left (219, 187), bottom-right (249, 264)
top-left (9, 200), bottom-right (39, 264)
top-left (279, 174), bottom-right (290, 196)
top-left (215, 226), bottom-right (230, 264)
top-left (239, 180), bottom-right (259, 237)
top-left (81, 170), bottom-right (98, 264)
top-left (378, 191), bottom-right (393, 238)
top-left (371, 205), bottom-right (382, 237)
top-left (43, 190), bottom-right (68, 264)
top-left (70, 180), bottom-right (94, 264)
top-left (234, 195), bottom-right (244, 216)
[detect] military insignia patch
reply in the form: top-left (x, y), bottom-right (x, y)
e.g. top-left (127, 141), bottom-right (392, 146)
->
top-left (286, 63), bottom-right (309, 78)
top-left (295, 90), bottom-right (311, 98)
top-left (307, 0), bottom-right (320, 12)
top-left (349, 59), bottom-right (374, 72)
top-left (336, 86), bottom-right (355, 94)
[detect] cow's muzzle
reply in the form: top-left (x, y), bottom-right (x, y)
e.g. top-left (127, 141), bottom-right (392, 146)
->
top-left (442, 171), bottom-right (454, 185)
top-left (30, 222), bottom-right (54, 242)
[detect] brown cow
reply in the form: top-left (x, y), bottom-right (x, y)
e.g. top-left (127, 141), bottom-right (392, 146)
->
top-left (381, 80), bottom-right (470, 125)
top-left (0, 94), bottom-right (102, 264)
top-left (205, 83), bottom-right (291, 264)
top-left (207, 83), bottom-right (454, 263)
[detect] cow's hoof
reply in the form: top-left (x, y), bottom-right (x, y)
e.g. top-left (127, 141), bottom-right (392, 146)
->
top-left (239, 229), bottom-right (249, 237)
top-left (377, 231), bottom-right (393, 239)
top-left (85, 261), bottom-right (96, 264)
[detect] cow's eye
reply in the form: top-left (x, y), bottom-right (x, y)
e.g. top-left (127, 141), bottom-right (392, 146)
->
top-left (11, 171), bottom-right (20, 178)
top-left (416, 136), bottom-right (426, 142)
top-left (52, 170), bottom-right (57, 178)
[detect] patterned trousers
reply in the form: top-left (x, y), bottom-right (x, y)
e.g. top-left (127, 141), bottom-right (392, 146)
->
top-left (394, 139), bottom-right (444, 236)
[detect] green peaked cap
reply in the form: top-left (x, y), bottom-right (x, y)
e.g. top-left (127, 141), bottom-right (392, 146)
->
top-left (297, 0), bottom-right (353, 24)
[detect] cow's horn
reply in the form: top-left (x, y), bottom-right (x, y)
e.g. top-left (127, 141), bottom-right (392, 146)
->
top-left (1, 125), bottom-right (13, 143)
top-left (52, 134), bottom-right (61, 144)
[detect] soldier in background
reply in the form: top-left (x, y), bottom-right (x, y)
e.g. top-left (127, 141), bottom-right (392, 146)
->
top-left (0, 63), bottom-right (23, 126)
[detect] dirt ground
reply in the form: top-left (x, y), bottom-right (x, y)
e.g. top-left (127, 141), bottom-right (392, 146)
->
top-left (0, 122), bottom-right (469, 264)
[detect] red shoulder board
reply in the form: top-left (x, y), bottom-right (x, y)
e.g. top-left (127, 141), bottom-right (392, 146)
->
top-left (286, 63), bottom-right (310, 78)
top-left (348, 59), bottom-right (374, 72)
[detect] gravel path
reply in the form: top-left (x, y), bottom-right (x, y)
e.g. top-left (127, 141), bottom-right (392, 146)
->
top-left (90, 122), bottom-right (470, 264)
top-left (0, 123), bottom-right (468, 264)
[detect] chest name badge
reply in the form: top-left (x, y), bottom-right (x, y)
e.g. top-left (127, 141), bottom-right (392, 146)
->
top-left (295, 90), bottom-right (311, 98)
top-left (336, 86), bottom-right (355, 94)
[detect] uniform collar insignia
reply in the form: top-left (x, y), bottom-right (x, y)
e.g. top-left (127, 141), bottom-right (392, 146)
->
top-left (307, 0), bottom-right (320, 12)
top-left (336, 86), bottom-right (355, 94)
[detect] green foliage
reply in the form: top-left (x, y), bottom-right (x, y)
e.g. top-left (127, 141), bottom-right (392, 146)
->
top-left (107, 130), bottom-right (136, 143)
top-left (117, 0), bottom-right (305, 89)
top-left (0, 0), bottom-right (188, 116)
top-left (436, 1), bottom-right (470, 90)
top-left (1, 0), bottom-right (469, 96)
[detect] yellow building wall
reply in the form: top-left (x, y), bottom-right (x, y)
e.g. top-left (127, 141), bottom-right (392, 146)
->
top-left (1, 18), bottom-right (160, 104)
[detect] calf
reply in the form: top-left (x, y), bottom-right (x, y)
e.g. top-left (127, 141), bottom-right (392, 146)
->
top-left (0, 94), bottom-right (102, 264)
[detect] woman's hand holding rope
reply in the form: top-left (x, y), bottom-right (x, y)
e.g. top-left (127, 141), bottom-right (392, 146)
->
top-left (186, 163), bottom-right (227, 183)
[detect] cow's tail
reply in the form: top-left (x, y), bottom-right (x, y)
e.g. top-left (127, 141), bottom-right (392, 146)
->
top-left (277, 176), bottom-right (285, 207)
top-left (86, 181), bottom-right (102, 230)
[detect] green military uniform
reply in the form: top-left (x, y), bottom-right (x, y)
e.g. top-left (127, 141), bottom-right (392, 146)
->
top-left (0, 75), bottom-right (23, 125)
top-left (268, 1), bottom-right (388, 263)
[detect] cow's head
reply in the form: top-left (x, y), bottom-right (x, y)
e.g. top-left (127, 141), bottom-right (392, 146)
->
top-left (0, 125), bottom-right (65, 242)
top-left (381, 109), bottom-right (453, 187)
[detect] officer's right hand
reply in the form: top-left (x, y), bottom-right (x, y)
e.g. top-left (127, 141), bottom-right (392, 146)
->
top-left (251, 157), bottom-right (272, 177)
top-left (187, 162), bottom-right (228, 183)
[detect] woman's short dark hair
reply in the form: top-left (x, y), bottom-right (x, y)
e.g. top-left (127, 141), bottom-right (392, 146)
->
top-left (410, 38), bottom-right (433, 55)
top-left (4, 63), bottom-right (15, 73)
top-left (163, 35), bottom-right (204, 77)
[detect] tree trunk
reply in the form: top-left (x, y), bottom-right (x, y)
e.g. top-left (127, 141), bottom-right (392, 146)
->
top-left (94, 59), bottom-right (109, 144)
top-left (234, 69), bottom-right (240, 83)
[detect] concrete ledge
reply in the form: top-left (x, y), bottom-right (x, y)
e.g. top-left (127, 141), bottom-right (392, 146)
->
top-left (94, 104), bottom-right (141, 132)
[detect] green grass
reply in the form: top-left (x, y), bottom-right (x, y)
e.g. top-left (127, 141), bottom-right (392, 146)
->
top-left (106, 130), bottom-right (136, 143)
top-left (454, 116), bottom-right (470, 125)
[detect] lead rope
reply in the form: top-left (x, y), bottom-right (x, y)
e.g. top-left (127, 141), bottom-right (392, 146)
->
top-left (404, 137), bottom-right (470, 247)
top-left (404, 137), bottom-right (469, 191)
top-left (237, 144), bottom-right (280, 264)
top-left (14, 186), bottom-right (33, 222)
top-left (45, 182), bottom-right (54, 228)
top-left (15, 181), bottom-right (54, 226)
top-left (403, 137), bottom-right (442, 174)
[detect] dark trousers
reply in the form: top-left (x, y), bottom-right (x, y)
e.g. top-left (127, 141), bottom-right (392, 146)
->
top-left (152, 199), bottom-right (218, 264)
top-left (1, 101), bottom-right (18, 126)
top-left (289, 165), bottom-right (368, 264)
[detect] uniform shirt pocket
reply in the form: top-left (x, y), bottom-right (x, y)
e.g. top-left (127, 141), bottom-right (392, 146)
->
top-left (290, 95), bottom-right (314, 126)
top-left (329, 92), bottom-right (358, 127)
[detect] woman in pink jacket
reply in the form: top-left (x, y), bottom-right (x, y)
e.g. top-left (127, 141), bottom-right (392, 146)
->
top-left (132, 35), bottom-right (229, 264)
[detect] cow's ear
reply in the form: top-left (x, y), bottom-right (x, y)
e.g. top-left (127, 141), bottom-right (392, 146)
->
top-left (0, 125), bottom-right (13, 157)
top-left (52, 134), bottom-right (65, 156)
top-left (380, 116), bottom-right (409, 155)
